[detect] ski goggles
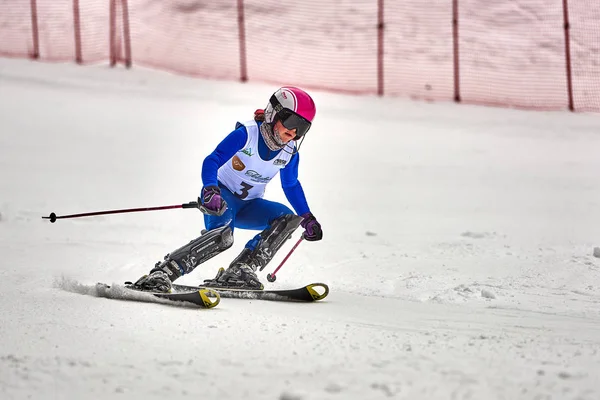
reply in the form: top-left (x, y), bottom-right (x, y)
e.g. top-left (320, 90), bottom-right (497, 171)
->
top-left (270, 95), bottom-right (312, 139)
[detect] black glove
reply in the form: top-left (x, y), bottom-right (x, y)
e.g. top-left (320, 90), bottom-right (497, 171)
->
top-left (300, 212), bottom-right (323, 241)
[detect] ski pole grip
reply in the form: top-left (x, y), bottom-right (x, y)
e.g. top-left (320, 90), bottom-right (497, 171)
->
top-left (182, 201), bottom-right (199, 209)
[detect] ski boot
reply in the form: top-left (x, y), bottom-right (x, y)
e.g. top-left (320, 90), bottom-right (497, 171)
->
top-left (204, 214), bottom-right (304, 290)
top-left (204, 247), bottom-right (264, 290)
top-left (132, 269), bottom-right (173, 293)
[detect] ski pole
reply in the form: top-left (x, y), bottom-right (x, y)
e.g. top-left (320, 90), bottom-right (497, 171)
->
top-left (266, 236), bottom-right (304, 282)
top-left (42, 201), bottom-right (199, 223)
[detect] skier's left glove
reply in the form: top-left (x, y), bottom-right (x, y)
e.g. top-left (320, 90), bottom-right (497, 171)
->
top-left (198, 186), bottom-right (228, 216)
top-left (300, 212), bottom-right (323, 241)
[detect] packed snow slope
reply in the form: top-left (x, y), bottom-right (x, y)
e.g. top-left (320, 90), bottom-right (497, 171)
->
top-left (0, 59), bottom-right (599, 400)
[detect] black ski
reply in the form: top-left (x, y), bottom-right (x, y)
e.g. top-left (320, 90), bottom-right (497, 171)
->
top-left (95, 283), bottom-right (220, 309)
top-left (171, 282), bottom-right (329, 302)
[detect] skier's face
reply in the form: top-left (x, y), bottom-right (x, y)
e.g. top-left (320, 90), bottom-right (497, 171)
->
top-left (274, 120), bottom-right (297, 143)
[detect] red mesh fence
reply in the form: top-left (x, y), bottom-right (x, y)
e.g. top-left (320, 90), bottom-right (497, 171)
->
top-left (384, 1), bottom-right (455, 101)
top-left (568, 0), bottom-right (600, 112)
top-left (245, 1), bottom-right (380, 94)
top-left (0, 0), bottom-right (39, 58)
top-left (0, 0), bottom-right (598, 112)
top-left (458, 0), bottom-right (570, 110)
top-left (126, 1), bottom-right (241, 78)
top-left (77, 0), bottom-right (111, 64)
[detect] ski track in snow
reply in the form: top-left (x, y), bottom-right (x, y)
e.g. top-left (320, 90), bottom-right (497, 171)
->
top-left (1, 59), bottom-right (600, 399)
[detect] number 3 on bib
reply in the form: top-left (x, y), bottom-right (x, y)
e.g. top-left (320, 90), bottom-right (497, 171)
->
top-left (234, 182), bottom-right (253, 200)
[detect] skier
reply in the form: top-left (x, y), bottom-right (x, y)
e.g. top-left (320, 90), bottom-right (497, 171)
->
top-left (133, 87), bottom-right (323, 293)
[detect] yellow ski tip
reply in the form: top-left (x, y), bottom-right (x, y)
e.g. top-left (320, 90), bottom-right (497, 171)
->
top-left (199, 288), bottom-right (221, 308)
top-left (305, 283), bottom-right (329, 301)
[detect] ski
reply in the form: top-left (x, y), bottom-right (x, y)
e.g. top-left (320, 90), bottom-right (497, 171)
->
top-left (171, 282), bottom-right (329, 302)
top-left (95, 283), bottom-right (220, 309)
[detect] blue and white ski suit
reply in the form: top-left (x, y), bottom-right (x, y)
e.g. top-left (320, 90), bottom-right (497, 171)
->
top-left (201, 120), bottom-right (311, 250)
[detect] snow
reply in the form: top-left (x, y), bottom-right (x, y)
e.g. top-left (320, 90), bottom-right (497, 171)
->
top-left (1, 58), bottom-right (600, 399)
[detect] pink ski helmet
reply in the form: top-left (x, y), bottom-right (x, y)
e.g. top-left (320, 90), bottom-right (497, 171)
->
top-left (264, 87), bottom-right (316, 139)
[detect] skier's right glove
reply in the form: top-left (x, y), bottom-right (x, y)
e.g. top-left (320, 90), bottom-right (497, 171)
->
top-left (198, 186), bottom-right (228, 216)
top-left (300, 212), bottom-right (323, 241)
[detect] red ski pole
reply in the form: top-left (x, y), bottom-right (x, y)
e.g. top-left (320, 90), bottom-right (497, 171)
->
top-left (42, 201), bottom-right (199, 223)
top-left (266, 236), bottom-right (304, 282)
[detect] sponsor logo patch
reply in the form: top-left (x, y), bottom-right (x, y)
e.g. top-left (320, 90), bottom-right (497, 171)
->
top-left (245, 170), bottom-right (271, 183)
top-left (232, 155), bottom-right (245, 171)
top-left (240, 147), bottom-right (253, 157)
top-left (273, 159), bottom-right (287, 166)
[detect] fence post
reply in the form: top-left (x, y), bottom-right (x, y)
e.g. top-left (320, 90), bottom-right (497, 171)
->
top-left (30, 0), bottom-right (40, 59)
top-left (73, 0), bottom-right (83, 63)
top-left (377, 0), bottom-right (384, 96)
top-left (109, 0), bottom-right (117, 66)
top-left (452, 0), bottom-right (461, 102)
top-left (237, 0), bottom-right (248, 82)
top-left (562, 0), bottom-right (575, 111)
top-left (121, 0), bottom-right (132, 68)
